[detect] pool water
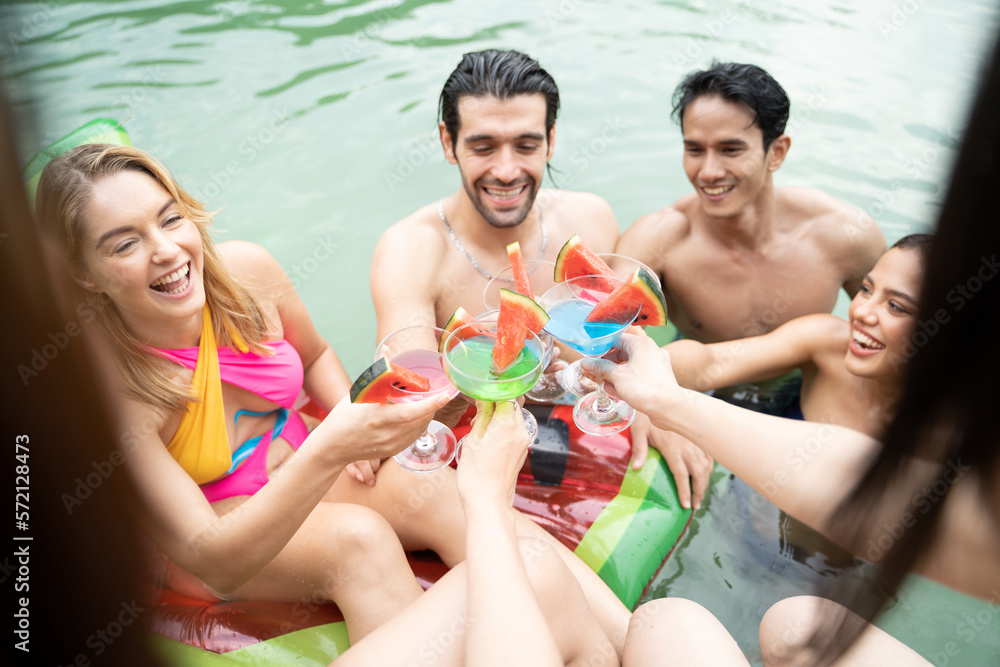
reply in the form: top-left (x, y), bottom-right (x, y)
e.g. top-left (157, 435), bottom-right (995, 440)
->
top-left (4, 0), bottom-right (999, 663)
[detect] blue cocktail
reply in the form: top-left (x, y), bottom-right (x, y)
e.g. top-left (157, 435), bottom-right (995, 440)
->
top-left (538, 276), bottom-right (640, 436)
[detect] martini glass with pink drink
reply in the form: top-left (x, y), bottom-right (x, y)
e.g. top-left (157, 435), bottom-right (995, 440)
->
top-left (375, 326), bottom-right (460, 473)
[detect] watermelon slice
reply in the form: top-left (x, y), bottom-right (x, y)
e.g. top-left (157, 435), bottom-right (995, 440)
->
top-left (492, 289), bottom-right (549, 372)
top-left (553, 235), bottom-right (617, 291)
top-left (440, 306), bottom-right (491, 354)
top-left (350, 358), bottom-right (430, 403)
top-left (585, 266), bottom-right (668, 326)
top-left (506, 241), bottom-right (534, 299)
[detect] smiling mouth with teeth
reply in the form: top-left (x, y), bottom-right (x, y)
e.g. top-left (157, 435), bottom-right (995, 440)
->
top-left (702, 185), bottom-right (734, 196)
top-left (852, 329), bottom-right (885, 351)
top-left (150, 262), bottom-right (191, 295)
top-left (485, 185), bottom-right (526, 201)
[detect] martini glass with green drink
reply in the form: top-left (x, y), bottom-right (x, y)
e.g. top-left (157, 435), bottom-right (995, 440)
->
top-left (443, 303), bottom-right (547, 448)
top-left (483, 261), bottom-right (567, 402)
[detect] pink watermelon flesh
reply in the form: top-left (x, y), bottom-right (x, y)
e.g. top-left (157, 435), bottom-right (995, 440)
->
top-left (507, 241), bottom-right (534, 299)
top-left (492, 289), bottom-right (549, 372)
top-left (585, 267), bottom-right (667, 326)
top-left (351, 358), bottom-right (431, 403)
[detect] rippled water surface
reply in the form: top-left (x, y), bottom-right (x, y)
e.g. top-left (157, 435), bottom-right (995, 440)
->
top-left (4, 0), bottom-right (999, 663)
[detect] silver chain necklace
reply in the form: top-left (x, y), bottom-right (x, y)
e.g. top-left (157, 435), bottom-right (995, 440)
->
top-left (437, 199), bottom-right (547, 281)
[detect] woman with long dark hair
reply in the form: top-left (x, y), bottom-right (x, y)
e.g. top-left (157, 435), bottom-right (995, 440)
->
top-left (595, 31), bottom-right (1000, 667)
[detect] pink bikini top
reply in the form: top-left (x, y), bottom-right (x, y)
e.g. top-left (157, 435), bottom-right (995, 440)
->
top-left (155, 339), bottom-right (304, 409)
top-left (147, 308), bottom-right (305, 485)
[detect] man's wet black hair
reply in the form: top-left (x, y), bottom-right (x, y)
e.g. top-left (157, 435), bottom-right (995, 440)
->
top-left (672, 61), bottom-right (790, 152)
top-left (438, 49), bottom-right (560, 149)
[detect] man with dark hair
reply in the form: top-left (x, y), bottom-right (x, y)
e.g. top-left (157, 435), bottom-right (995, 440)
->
top-left (369, 50), bottom-right (630, 655)
top-left (617, 61), bottom-right (885, 486)
top-left (372, 50), bottom-right (618, 341)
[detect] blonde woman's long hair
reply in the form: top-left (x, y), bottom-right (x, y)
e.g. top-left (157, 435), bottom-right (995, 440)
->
top-left (35, 143), bottom-right (271, 412)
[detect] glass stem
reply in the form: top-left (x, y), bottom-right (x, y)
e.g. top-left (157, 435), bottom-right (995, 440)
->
top-left (412, 430), bottom-right (437, 457)
top-left (592, 380), bottom-right (615, 415)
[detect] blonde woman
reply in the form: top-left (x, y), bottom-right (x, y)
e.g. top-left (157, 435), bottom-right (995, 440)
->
top-left (35, 143), bottom-right (628, 649)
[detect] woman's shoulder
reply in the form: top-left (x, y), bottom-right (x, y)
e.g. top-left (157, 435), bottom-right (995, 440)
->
top-left (217, 240), bottom-right (281, 275)
top-left (217, 240), bottom-right (289, 296)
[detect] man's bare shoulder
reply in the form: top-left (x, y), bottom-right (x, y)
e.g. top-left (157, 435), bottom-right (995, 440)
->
top-left (778, 186), bottom-right (884, 253)
top-left (375, 202), bottom-right (448, 263)
top-left (539, 189), bottom-right (619, 250)
top-left (779, 186), bottom-right (868, 230)
top-left (620, 196), bottom-right (696, 251)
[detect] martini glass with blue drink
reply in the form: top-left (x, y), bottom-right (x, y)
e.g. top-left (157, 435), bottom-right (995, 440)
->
top-left (537, 276), bottom-right (641, 436)
top-left (443, 308), bottom-right (547, 450)
top-left (557, 254), bottom-right (661, 398)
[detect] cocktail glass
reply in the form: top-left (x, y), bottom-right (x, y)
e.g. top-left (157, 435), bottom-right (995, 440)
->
top-left (537, 275), bottom-right (641, 436)
top-left (559, 253), bottom-right (661, 397)
top-left (375, 326), bottom-right (460, 473)
top-left (443, 313), bottom-right (546, 451)
top-left (482, 261), bottom-right (567, 402)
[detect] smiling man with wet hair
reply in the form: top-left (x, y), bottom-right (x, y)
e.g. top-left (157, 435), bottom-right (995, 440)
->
top-left (616, 61), bottom-right (885, 497)
top-left (372, 49), bottom-right (618, 340)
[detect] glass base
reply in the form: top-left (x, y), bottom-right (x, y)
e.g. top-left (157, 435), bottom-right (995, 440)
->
top-left (525, 370), bottom-right (569, 402)
top-left (456, 405), bottom-right (538, 463)
top-left (573, 392), bottom-right (635, 436)
top-left (393, 421), bottom-right (457, 473)
top-left (560, 360), bottom-right (598, 398)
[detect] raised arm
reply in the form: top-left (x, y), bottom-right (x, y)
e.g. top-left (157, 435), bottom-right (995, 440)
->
top-left (583, 334), bottom-right (882, 550)
top-left (458, 401), bottom-right (562, 667)
top-left (121, 388), bottom-right (446, 594)
top-left (665, 313), bottom-right (844, 392)
top-left (371, 218), bottom-right (443, 343)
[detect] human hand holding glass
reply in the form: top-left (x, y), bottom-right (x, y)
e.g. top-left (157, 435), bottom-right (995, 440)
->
top-left (559, 253), bottom-right (661, 397)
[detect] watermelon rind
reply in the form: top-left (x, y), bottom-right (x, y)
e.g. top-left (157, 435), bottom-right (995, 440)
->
top-left (633, 267), bottom-right (668, 326)
top-left (506, 241), bottom-right (534, 299)
top-left (440, 307), bottom-right (490, 354)
top-left (553, 235), bottom-right (615, 284)
top-left (585, 267), bottom-right (668, 326)
top-left (350, 358), bottom-right (431, 404)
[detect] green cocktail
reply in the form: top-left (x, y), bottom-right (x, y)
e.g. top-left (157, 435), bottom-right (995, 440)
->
top-left (445, 335), bottom-right (544, 401)
top-left (443, 314), bottom-right (546, 447)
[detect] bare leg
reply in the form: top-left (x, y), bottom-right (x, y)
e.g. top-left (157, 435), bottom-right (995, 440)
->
top-left (513, 509), bottom-right (632, 657)
top-left (623, 598), bottom-right (750, 666)
top-left (759, 596), bottom-right (931, 666)
top-left (325, 458), bottom-right (469, 565)
top-left (335, 537), bottom-right (617, 667)
top-left (219, 502), bottom-right (422, 642)
top-left (329, 458), bottom-right (632, 656)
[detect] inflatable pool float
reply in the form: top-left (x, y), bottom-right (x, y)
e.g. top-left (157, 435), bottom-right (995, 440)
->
top-left (149, 403), bottom-right (691, 666)
top-left (26, 120), bottom-right (694, 666)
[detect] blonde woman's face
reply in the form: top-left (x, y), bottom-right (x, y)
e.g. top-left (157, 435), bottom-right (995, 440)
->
top-left (75, 170), bottom-right (205, 336)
